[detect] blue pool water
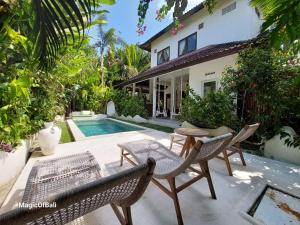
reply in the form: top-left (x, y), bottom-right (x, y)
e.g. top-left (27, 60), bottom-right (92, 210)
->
top-left (75, 119), bottom-right (144, 137)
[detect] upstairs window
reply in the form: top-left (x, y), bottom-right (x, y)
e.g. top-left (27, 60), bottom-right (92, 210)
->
top-left (178, 33), bottom-right (197, 57)
top-left (222, 2), bottom-right (236, 15)
top-left (157, 47), bottom-right (170, 65)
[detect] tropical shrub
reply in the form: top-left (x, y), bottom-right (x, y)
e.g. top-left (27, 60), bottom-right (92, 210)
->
top-left (180, 89), bottom-right (239, 129)
top-left (222, 43), bottom-right (300, 147)
top-left (112, 90), bottom-right (149, 118)
top-left (0, 0), bottom-right (112, 151)
top-left (87, 86), bottom-right (113, 114)
top-left (104, 44), bottom-right (150, 85)
top-left (0, 76), bottom-right (31, 151)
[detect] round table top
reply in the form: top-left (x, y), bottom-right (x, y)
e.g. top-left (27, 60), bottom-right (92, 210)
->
top-left (174, 128), bottom-right (209, 137)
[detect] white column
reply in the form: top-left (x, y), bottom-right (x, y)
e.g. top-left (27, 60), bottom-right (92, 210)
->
top-left (152, 78), bottom-right (157, 118)
top-left (170, 77), bottom-right (175, 116)
top-left (163, 83), bottom-right (167, 112)
top-left (149, 79), bottom-right (153, 103)
top-left (132, 83), bottom-right (136, 96)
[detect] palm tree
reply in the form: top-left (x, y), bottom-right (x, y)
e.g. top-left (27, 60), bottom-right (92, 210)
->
top-left (94, 26), bottom-right (122, 86)
top-left (123, 44), bottom-right (150, 78)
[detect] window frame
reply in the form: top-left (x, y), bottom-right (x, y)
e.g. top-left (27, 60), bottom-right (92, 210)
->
top-left (157, 46), bottom-right (170, 65)
top-left (201, 79), bottom-right (218, 97)
top-left (221, 1), bottom-right (236, 15)
top-left (178, 32), bottom-right (197, 57)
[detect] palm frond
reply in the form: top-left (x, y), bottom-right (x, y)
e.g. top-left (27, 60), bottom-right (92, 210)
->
top-left (251, 0), bottom-right (300, 48)
top-left (32, 0), bottom-right (112, 69)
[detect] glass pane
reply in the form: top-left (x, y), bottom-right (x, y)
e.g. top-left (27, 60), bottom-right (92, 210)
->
top-left (166, 48), bottom-right (170, 58)
top-left (203, 81), bottom-right (216, 96)
top-left (158, 48), bottom-right (170, 65)
top-left (179, 40), bottom-right (187, 56)
top-left (163, 48), bottom-right (170, 62)
top-left (157, 51), bottom-right (162, 64)
top-left (187, 34), bottom-right (197, 52)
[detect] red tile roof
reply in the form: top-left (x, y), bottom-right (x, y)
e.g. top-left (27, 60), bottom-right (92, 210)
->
top-left (115, 40), bottom-right (253, 88)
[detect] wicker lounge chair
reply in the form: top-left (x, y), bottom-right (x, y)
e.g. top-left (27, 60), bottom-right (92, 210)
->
top-left (170, 123), bottom-right (234, 150)
top-left (118, 133), bottom-right (233, 225)
top-left (217, 123), bottom-right (260, 176)
top-left (170, 123), bottom-right (260, 176)
top-left (0, 153), bottom-right (156, 225)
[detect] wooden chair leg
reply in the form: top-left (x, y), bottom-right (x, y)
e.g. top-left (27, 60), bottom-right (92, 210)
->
top-left (120, 148), bottom-right (124, 167)
top-left (236, 143), bottom-right (246, 166)
top-left (179, 139), bottom-right (188, 157)
top-left (170, 135), bottom-right (174, 150)
top-left (122, 206), bottom-right (133, 225)
top-left (167, 178), bottom-right (184, 225)
top-left (200, 161), bottom-right (216, 199)
top-left (223, 150), bottom-right (233, 176)
top-left (184, 136), bottom-right (194, 158)
top-left (184, 140), bottom-right (191, 158)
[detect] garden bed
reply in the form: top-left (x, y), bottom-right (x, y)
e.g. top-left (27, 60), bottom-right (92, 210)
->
top-left (58, 122), bottom-right (74, 144)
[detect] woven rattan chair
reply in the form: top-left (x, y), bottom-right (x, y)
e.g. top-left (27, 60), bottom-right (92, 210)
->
top-left (217, 123), bottom-right (260, 176)
top-left (170, 125), bottom-right (233, 150)
top-left (118, 133), bottom-right (233, 225)
top-left (0, 157), bottom-right (156, 225)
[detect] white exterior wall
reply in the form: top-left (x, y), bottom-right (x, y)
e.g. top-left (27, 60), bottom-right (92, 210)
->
top-left (150, 0), bottom-right (262, 67)
top-left (189, 54), bottom-right (238, 96)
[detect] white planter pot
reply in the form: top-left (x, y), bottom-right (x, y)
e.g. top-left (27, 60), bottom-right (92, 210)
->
top-left (0, 140), bottom-right (29, 186)
top-left (38, 126), bottom-right (62, 156)
top-left (264, 126), bottom-right (300, 165)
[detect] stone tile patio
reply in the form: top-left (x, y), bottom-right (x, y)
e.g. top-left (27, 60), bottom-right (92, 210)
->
top-left (0, 129), bottom-right (299, 225)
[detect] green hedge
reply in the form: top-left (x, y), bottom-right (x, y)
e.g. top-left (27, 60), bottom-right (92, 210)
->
top-left (180, 89), bottom-right (239, 129)
top-left (112, 90), bottom-right (148, 118)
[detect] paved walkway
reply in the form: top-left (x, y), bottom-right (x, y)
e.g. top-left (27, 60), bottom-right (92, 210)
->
top-left (1, 128), bottom-right (299, 225)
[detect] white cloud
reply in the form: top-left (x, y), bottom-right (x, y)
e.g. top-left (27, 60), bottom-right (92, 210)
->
top-left (156, 0), bottom-right (204, 21)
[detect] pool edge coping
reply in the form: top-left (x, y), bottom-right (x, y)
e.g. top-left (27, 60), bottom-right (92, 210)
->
top-left (67, 118), bottom-right (154, 142)
top-left (67, 119), bottom-right (86, 141)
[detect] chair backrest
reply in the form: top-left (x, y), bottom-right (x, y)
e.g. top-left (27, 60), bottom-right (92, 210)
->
top-left (230, 123), bottom-right (260, 146)
top-left (168, 133), bottom-right (233, 177)
top-left (0, 158), bottom-right (156, 225)
top-left (193, 133), bottom-right (233, 161)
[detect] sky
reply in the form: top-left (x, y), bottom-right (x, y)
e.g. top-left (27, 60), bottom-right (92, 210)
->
top-left (88, 0), bottom-right (202, 46)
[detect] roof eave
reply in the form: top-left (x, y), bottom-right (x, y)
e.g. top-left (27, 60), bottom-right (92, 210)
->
top-left (114, 40), bottom-right (255, 88)
top-left (139, 3), bottom-right (205, 52)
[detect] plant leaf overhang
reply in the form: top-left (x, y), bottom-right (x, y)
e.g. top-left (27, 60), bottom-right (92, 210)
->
top-left (31, 0), bottom-right (115, 69)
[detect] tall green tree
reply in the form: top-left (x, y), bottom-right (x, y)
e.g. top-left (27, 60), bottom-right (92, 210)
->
top-left (122, 44), bottom-right (150, 78)
top-left (104, 44), bottom-right (150, 84)
top-left (94, 26), bottom-right (122, 86)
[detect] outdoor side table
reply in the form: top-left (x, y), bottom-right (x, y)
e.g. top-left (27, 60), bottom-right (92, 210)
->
top-left (174, 128), bottom-right (209, 158)
top-left (22, 152), bottom-right (101, 205)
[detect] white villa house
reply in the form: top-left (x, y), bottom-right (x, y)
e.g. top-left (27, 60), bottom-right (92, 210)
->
top-left (115, 0), bottom-right (262, 119)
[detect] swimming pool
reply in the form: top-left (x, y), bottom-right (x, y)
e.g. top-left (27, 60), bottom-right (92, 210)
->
top-left (74, 119), bottom-right (144, 137)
